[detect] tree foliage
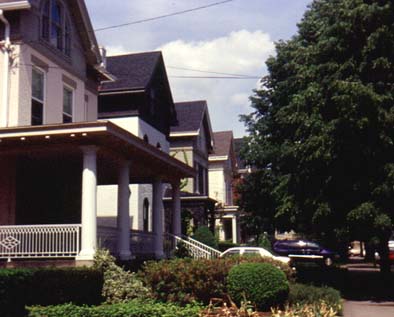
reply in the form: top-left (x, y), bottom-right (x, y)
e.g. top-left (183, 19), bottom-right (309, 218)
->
top-left (240, 0), bottom-right (394, 264)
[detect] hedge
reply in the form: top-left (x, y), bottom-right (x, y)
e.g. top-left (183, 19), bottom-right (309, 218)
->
top-left (140, 256), bottom-right (293, 304)
top-left (27, 300), bottom-right (203, 317)
top-left (0, 268), bottom-right (103, 317)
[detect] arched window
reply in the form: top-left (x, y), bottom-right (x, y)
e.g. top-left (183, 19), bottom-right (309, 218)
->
top-left (143, 134), bottom-right (149, 143)
top-left (41, 0), bottom-right (71, 56)
top-left (143, 198), bottom-right (149, 232)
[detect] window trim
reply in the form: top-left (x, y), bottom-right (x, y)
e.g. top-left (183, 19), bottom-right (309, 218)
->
top-left (31, 66), bottom-right (46, 126)
top-left (62, 84), bottom-right (74, 123)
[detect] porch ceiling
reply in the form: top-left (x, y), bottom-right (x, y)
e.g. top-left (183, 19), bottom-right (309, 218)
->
top-left (0, 121), bottom-right (196, 184)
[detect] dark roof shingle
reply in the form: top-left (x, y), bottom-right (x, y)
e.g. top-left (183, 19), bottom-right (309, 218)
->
top-left (171, 101), bottom-right (207, 133)
top-left (100, 51), bottom-right (161, 92)
top-left (212, 131), bottom-right (233, 157)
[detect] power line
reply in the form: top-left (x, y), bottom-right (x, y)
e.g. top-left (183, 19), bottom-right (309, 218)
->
top-left (94, 0), bottom-right (236, 32)
top-left (167, 65), bottom-right (258, 78)
top-left (17, 63), bottom-right (261, 80)
top-left (170, 75), bottom-right (260, 79)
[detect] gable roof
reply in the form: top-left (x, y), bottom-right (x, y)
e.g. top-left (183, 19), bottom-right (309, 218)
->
top-left (100, 51), bottom-right (162, 92)
top-left (0, 0), bottom-right (103, 68)
top-left (171, 101), bottom-right (207, 134)
top-left (211, 131), bottom-right (234, 157)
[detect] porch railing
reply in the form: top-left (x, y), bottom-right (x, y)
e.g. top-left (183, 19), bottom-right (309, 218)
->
top-left (98, 227), bottom-right (156, 256)
top-left (130, 230), bottom-right (155, 255)
top-left (0, 224), bottom-right (81, 260)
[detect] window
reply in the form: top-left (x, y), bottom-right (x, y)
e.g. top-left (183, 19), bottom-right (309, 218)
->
top-left (63, 86), bottom-right (73, 123)
top-left (31, 68), bottom-right (45, 125)
top-left (41, 0), bottom-right (71, 56)
top-left (143, 198), bottom-right (149, 232)
top-left (143, 134), bottom-right (149, 143)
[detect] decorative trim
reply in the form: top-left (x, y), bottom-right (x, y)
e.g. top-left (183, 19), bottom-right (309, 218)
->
top-left (62, 74), bottom-right (77, 89)
top-left (0, 1), bottom-right (31, 11)
top-left (31, 55), bottom-right (49, 72)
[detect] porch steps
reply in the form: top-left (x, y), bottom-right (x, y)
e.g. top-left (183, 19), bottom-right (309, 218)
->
top-left (170, 234), bottom-right (221, 259)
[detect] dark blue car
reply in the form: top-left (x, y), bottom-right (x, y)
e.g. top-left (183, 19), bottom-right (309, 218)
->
top-left (273, 240), bottom-right (336, 266)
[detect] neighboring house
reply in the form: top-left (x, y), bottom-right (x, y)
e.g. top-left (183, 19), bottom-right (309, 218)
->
top-left (0, 0), bottom-right (193, 264)
top-left (165, 101), bottom-right (216, 233)
top-left (209, 131), bottom-right (241, 244)
top-left (96, 51), bottom-right (182, 255)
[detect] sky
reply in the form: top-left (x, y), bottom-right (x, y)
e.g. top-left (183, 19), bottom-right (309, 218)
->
top-left (85, 0), bottom-right (312, 138)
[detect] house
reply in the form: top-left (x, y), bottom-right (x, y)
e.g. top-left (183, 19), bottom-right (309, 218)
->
top-left (96, 51), bottom-right (185, 256)
top-left (165, 100), bottom-right (216, 234)
top-left (0, 0), bottom-right (194, 264)
top-left (209, 131), bottom-right (241, 244)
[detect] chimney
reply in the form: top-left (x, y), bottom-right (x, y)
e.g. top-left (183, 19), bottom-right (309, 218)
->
top-left (99, 46), bottom-right (107, 68)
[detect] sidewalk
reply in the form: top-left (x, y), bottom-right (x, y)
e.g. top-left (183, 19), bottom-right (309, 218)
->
top-left (344, 301), bottom-right (394, 317)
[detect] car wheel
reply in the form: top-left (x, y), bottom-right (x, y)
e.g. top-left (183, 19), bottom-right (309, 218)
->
top-left (324, 257), bottom-right (333, 267)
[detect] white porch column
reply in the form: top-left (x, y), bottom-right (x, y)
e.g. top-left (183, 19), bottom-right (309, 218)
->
top-left (152, 179), bottom-right (164, 258)
top-left (232, 215), bottom-right (238, 244)
top-left (172, 181), bottom-right (181, 236)
top-left (77, 146), bottom-right (98, 261)
top-left (117, 160), bottom-right (132, 260)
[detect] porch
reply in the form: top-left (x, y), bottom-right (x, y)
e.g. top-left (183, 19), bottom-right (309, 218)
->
top-left (0, 122), bottom-right (194, 263)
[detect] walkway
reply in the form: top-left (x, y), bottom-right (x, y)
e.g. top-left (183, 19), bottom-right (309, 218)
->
top-left (344, 301), bottom-right (394, 317)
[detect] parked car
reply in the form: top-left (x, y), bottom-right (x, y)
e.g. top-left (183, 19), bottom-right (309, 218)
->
top-left (220, 247), bottom-right (291, 265)
top-left (273, 240), bottom-right (336, 266)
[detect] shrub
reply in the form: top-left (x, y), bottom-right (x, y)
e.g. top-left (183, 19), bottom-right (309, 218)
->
top-left (227, 263), bottom-right (289, 310)
top-left (93, 249), bottom-right (151, 303)
top-left (257, 233), bottom-right (273, 252)
top-left (218, 241), bottom-right (239, 252)
top-left (140, 256), bottom-right (293, 305)
top-left (173, 241), bottom-right (192, 258)
top-left (192, 226), bottom-right (218, 249)
top-left (288, 283), bottom-right (342, 313)
top-left (27, 300), bottom-right (203, 317)
top-left (0, 267), bottom-right (103, 317)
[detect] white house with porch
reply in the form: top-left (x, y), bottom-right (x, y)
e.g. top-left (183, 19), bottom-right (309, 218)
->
top-left (0, 0), bottom-right (193, 264)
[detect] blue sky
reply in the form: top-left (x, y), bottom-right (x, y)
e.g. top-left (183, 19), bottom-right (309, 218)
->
top-left (86, 0), bottom-right (312, 137)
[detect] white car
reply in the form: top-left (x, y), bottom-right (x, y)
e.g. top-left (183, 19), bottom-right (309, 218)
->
top-left (220, 247), bottom-right (291, 265)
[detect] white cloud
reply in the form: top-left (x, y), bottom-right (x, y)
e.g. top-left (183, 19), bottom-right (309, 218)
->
top-left (157, 30), bottom-right (274, 137)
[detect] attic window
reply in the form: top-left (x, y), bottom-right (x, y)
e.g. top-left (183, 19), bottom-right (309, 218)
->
top-left (41, 0), bottom-right (71, 56)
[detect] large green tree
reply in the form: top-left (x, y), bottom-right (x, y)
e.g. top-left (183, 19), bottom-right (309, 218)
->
top-left (240, 0), bottom-right (394, 271)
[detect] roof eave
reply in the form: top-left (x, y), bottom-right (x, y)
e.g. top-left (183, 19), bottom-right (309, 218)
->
top-left (0, 1), bottom-right (31, 11)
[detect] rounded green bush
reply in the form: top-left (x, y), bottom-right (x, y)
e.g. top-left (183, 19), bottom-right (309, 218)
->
top-left (227, 262), bottom-right (289, 310)
top-left (192, 226), bottom-right (218, 249)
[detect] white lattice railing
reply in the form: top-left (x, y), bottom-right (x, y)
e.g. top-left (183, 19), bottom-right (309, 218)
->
top-left (166, 233), bottom-right (221, 259)
top-left (0, 224), bottom-right (81, 260)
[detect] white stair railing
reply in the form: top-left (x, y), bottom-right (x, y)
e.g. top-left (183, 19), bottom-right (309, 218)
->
top-left (0, 224), bottom-right (81, 260)
top-left (185, 235), bottom-right (222, 259)
top-left (167, 233), bottom-right (221, 259)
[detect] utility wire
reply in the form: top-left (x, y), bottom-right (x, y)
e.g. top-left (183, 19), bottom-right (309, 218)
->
top-left (167, 65), bottom-right (257, 78)
top-left (94, 0), bottom-right (236, 32)
top-left (170, 75), bottom-right (260, 79)
top-left (18, 63), bottom-right (261, 80)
